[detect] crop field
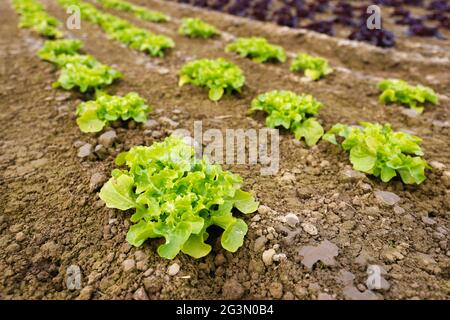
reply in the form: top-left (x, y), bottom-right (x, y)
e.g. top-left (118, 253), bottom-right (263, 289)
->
top-left (0, 0), bottom-right (449, 301)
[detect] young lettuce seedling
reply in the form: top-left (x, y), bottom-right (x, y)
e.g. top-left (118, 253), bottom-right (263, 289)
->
top-left (226, 37), bottom-right (286, 63)
top-left (38, 39), bottom-right (123, 93)
top-left (97, 0), bottom-right (170, 23)
top-left (76, 92), bottom-right (152, 133)
top-left (12, 0), bottom-right (63, 38)
top-left (99, 136), bottom-right (259, 259)
top-left (290, 53), bottom-right (333, 81)
top-left (179, 58), bottom-right (245, 101)
top-left (378, 79), bottom-right (438, 114)
top-left (58, 0), bottom-right (174, 57)
top-left (178, 18), bottom-right (219, 39)
top-left (324, 122), bottom-right (429, 184)
top-left (250, 90), bottom-right (324, 146)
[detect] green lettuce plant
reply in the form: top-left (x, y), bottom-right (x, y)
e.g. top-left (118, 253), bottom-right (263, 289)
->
top-left (54, 59), bottom-right (122, 92)
top-left (178, 18), bottom-right (219, 39)
top-left (323, 122), bottom-right (429, 184)
top-left (290, 53), bottom-right (333, 81)
top-left (76, 92), bottom-right (152, 132)
top-left (38, 39), bottom-right (83, 63)
top-left (39, 39), bottom-right (122, 92)
top-left (98, 0), bottom-right (169, 22)
top-left (179, 58), bottom-right (245, 101)
top-left (99, 136), bottom-right (259, 259)
top-left (12, 0), bottom-right (63, 38)
top-left (58, 0), bottom-right (174, 57)
top-left (250, 90), bottom-right (324, 146)
top-left (226, 37), bottom-right (286, 63)
top-left (378, 79), bottom-right (438, 114)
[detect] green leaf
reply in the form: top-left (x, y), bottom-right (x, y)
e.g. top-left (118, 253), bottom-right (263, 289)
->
top-left (99, 174), bottom-right (136, 210)
top-left (294, 118), bottom-right (324, 146)
top-left (221, 219), bottom-right (248, 252)
top-left (232, 190), bottom-right (259, 214)
top-left (181, 233), bottom-right (211, 258)
top-left (208, 87), bottom-right (224, 101)
top-left (156, 222), bottom-right (192, 259)
top-left (126, 220), bottom-right (158, 246)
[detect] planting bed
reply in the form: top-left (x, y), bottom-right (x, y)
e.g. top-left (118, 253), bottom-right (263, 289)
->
top-left (0, 0), bottom-right (449, 300)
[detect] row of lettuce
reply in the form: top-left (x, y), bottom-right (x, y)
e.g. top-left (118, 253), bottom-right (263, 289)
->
top-left (12, 0), bottom-right (437, 260)
top-left (11, 0), bottom-right (259, 260)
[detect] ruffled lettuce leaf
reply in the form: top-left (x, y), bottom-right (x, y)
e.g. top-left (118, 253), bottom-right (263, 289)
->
top-left (99, 136), bottom-right (258, 259)
top-left (324, 122), bottom-right (429, 184)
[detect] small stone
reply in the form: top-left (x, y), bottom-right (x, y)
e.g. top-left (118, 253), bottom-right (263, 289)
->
top-left (285, 213), bottom-right (299, 227)
top-left (273, 253), bottom-right (287, 262)
top-left (159, 116), bottom-right (179, 128)
top-left (222, 279), bottom-right (244, 299)
top-left (432, 120), bottom-right (449, 128)
top-left (254, 236), bottom-right (267, 252)
top-left (262, 248), bottom-right (276, 266)
top-left (421, 216), bottom-right (436, 225)
top-left (122, 259), bottom-right (136, 272)
top-left (269, 282), bottom-right (283, 299)
top-left (258, 205), bottom-right (271, 215)
top-left (167, 263), bottom-right (180, 276)
top-left (381, 247), bottom-right (404, 263)
top-left (77, 143), bottom-right (93, 158)
top-left (89, 172), bottom-right (107, 192)
top-left (77, 286), bottom-right (94, 300)
top-left (143, 119), bottom-right (158, 129)
top-left (301, 222), bottom-right (318, 236)
top-left (15, 232), bottom-right (26, 242)
top-left (98, 130), bottom-right (117, 148)
top-left (133, 287), bottom-right (149, 300)
top-left (280, 172), bottom-right (296, 184)
top-left (341, 168), bottom-right (366, 181)
top-left (251, 214), bottom-right (261, 222)
top-left (136, 261), bottom-right (148, 271)
top-left (374, 190), bottom-right (400, 206)
top-left (430, 161), bottom-right (445, 170)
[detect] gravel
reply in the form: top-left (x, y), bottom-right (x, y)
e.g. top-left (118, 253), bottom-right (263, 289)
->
top-left (301, 222), bottom-right (318, 236)
top-left (262, 248), bottom-right (276, 266)
top-left (77, 143), bottom-right (93, 158)
top-left (122, 259), bottom-right (136, 272)
top-left (89, 172), bottom-right (107, 192)
top-left (98, 130), bottom-right (117, 148)
top-left (253, 236), bottom-right (267, 252)
top-left (374, 190), bottom-right (400, 206)
top-left (285, 213), bottom-right (299, 227)
top-left (167, 263), bottom-right (180, 276)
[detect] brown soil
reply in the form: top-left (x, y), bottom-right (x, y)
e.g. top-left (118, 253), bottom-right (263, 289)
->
top-left (0, 0), bottom-right (449, 300)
